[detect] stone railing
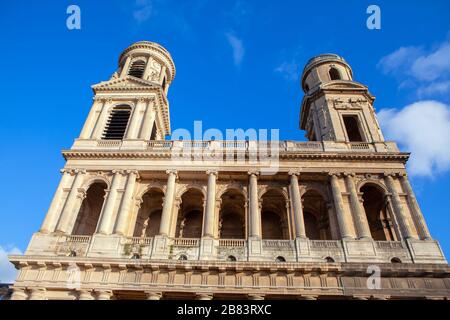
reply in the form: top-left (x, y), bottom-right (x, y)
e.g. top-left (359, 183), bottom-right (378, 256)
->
top-left (262, 240), bottom-right (293, 249)
top-left (128, 237), bottom-right (152, 245)
top-left (310, 240), bottom-right (341, 249)
top-left (173, 238), bottom-right (200, 247)
top-left (71, 139), bottom-right (399, 154)
top-left (218, 239), bottom-right (246, 247)
top-left (97, 140), bottom-right (122, 148)
top-left (66, 235), bottom-right (91, 243)
top-left (375, 241), bottom-right (404, 250)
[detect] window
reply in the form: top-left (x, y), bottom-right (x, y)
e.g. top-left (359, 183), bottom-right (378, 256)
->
top-left (128, 60), bottom-right (146, 78)
top-left (150, 124), bottom-right (157, 140)
top-left (162, 76), bottom-right (167, 91)
top-left (103, 105), bottom-right (132, 140)
top-left (329, 67), bottom-right (341, 80)
top-left (304, 83), bottom-right (309, 92)
top-left (343, 115), bottom-right (364, 142)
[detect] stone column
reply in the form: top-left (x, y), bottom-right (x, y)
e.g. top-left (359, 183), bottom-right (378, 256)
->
top-left (400, 174), bottom-right (431, 240)
top-left (55, 170), bottom-right (85, 234)
top-left (28, 288), bottom-right (46, 300)
top-left (196, 293), bottom-right (213, 300)
top-left (248, 171), bottom-right (261, 238)
top-left (145, 292), bottom-right (162, 300)
top-left (91, 99), bottom-right (111, 139)
top-left (77, 290), bottom-right (94, 300)
top-left (96, 290), bottom-right (113, 300)
top-left (289, 171), bottom-right (306, 238)
top-left (120, 56), bottom-right (132, 78)
top-left (10, 288), bottom-right (28, 300)
top-left (248, 294), bottom-right (265, 300)
top-left (329, 173), bottom-right (352, 239)
top-left (97, 170), bottom-right (123, 235)
top-left (384, 173), bottom-right (414, 239)
top-left (203, 170), bottom-right (218, 237)
top-left (344, 173), bottom-right (371, 239)
top-left (40, 169), bottom-right (73, 233)
top-left (159, 170), bottom-right (178, 236)
top-left (139, 101), bottom-right (156, 140)
top-left (79, 100), bottom-right (103, 139)
top-left (125, 98), bottom-right (145, 139)
top-left (114, 170), bottom-right (139, 235)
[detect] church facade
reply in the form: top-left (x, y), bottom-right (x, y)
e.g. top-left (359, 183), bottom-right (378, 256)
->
top-left (9, 41), bottom-right (450, 300)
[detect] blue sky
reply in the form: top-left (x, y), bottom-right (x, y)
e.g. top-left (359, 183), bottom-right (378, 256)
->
top-left (1, 1), bottom-right (450, 281)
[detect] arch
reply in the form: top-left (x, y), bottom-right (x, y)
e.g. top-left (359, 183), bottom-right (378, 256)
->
top-left (390, 257), bottom-right (402, 263)
top-left (324, 256), bottom-right (335, 263)
top-left (175, 188), bottom-right (205, 238)
top-left (136, 185), bottom-right (165, 201)
top-left (360, 183), bottom-right (396, 241)
top-left (219, 188), bottom-right (246, 239)
top-left (178, 254), bottom-right (188, 261)
top-left (102, 104), bottom-right (132, 140)
top-left (357, 179), bottom-right (388, 195)
top-left (259, 186), bottom-right (289, 201)
top-left (128, 59), bottom-right (146, 78)
top-left (176, 184), bottom-right (207, 200)
top-left (82, 176), bottom-right (111, 191)
top-left (133, 188), bottom-right (164, 237)
top-left (72, 182), bottom-right (107, 235)
top-left (302, 189), bottom-right (331, 240)
top-left (217, 185), bottom-right (246, 200)
top-left (261, 189), bottom-right (290, 240)
top-left (275, 256), bottom-right (286, 262)
top-left (329, 67), bottom-right (342, 80)
top-left (227, 255), bottom-right (237, 262)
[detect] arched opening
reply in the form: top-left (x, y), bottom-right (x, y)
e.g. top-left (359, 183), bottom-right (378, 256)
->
top-left (133, 189), bottom-right (164, 238)
top-left (219, 189), bottom-right (245, 239)
top-left (103, 105), bottom-right (132, 140)
top-left (178, 254), bottom-right (188, 261)
top-left (325, 256), bottom-right (335, 263)
top-left (176, 189), bottom-right (204, 238)
top-left (360, 184), bottom-right (396, 241)
top-left (391, 257), bottom-right (402, 263)
top-left (72, 182), bottom-right (107, 235)
top-left (302, 190), bottom-right (331, 240)
top-left (227, 255), bottom-right (237, 262)
top-left (329, 67), bottom-right (341, 80)
top-left (261, 190), bottom-right (289, 240)
top-left (128, 59), bottom-right (146, 78)
top-left (275, 256), bottom-right (286, 262)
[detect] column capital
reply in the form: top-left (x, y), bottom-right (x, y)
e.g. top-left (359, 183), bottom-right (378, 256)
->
top-left (196, 293), bottom-right (213, 300)
top-left (328, 171), bottom-right (342, 178)
top-left (111, 169), bottom-right (126, 176)
top-left (248, 170), bottom-right (260, 177)
top-left (343, 172), bottom-right (355, 178)
top-left (383, 171), bottom-right (399, 178)
top-left (166, 169), bottom-right (178, 178)
top-left (145, 291), bottom-right (162, 300)
top-left (288, 169), bottom-right (301, 176)
top-left (206, 169), bottom-right (219, 177)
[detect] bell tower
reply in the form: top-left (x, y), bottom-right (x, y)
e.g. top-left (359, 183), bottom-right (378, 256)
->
top-left (299, 54), bottom-right (384, 144)
top-left (73, 41), bottom-right (175, 150)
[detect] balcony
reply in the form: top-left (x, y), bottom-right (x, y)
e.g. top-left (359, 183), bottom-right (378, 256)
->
top-left (26, 232), bottom-right (425, 264)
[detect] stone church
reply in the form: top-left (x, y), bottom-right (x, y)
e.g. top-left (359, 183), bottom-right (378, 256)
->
top-left (8, 41), bottom-right (450, 300)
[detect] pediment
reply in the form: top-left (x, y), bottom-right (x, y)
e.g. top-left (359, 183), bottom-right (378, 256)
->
top-left (92, 76), bottom-right (157, 91)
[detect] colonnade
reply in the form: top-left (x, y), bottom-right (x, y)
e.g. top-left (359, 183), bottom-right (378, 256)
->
top-left (39, 169), bottom-right (431, 242)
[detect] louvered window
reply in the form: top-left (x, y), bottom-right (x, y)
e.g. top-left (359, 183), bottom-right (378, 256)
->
top-left (128, 60), bottom-right (146, 78)
top-left (102, 105), bottom-right (131, 140)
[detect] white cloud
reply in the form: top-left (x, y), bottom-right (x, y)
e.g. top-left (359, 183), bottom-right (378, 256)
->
top-left (274, 61), bottom-right (299, 81)
top-left (133, 0), bottom-right (153, 23)
top-left (0, 245), bottom-right (21, 283)
top-left (225, 32), bottom-right (245, 66)
top-left (378, 39), bottom-right (450, 97)
top-left (378, 100), bottom-right (450, 177)
top-left (411, 43), bottom-right (450, 82)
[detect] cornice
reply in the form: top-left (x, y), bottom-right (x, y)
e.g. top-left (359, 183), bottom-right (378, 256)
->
top-left (62, 149), bottom-right (409, 163)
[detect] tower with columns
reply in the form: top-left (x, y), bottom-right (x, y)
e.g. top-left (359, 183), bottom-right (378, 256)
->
top-left (8, 44), bottom-right (450, 300)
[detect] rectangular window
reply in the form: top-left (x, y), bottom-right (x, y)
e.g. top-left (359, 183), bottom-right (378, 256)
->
top-left (343, 115), bottom-right (364, 142)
